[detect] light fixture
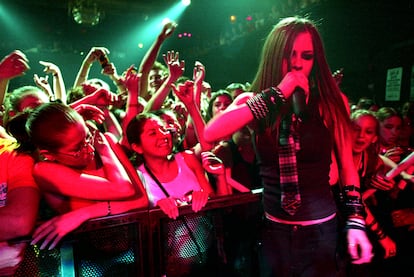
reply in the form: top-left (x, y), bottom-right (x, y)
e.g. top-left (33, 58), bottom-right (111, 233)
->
top-left (69, 0), bottom-right (103, 26)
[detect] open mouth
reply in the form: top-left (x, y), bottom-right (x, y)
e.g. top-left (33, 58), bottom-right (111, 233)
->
top-left (158, 138), bottom-right (170, 147)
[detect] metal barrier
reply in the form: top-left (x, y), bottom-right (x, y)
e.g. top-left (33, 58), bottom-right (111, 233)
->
top-left (14, 190), bottom-right (263, 277)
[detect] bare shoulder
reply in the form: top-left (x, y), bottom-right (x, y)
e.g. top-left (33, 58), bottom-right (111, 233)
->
top-left (181, 150), bottom-right (202, 170)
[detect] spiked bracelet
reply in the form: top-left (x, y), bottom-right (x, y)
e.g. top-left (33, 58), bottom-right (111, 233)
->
top-left (246, 86), bottom-right (286, 122)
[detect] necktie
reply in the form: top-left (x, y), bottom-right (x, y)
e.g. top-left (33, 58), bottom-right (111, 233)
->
top-left (279, 113), bottom-right (301, 215)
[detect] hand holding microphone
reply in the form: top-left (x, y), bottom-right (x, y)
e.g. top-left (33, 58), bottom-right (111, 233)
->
top-left (277, 71), bottom-right (308, 120)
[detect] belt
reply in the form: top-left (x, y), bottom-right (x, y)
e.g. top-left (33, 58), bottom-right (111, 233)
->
top-left (265, 212), bottom-right (336, 226)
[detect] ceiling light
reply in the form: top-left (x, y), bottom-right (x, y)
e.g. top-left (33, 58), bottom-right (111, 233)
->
top-left (70, 0), bottom-right (103, 26)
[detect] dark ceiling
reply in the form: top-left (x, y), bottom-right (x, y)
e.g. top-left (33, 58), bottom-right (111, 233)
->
top-left (9, 0), bottom-right (172, 16)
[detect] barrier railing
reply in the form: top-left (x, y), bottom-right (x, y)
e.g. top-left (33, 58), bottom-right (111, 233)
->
top-left (14, 189), bottom-right (263, 277)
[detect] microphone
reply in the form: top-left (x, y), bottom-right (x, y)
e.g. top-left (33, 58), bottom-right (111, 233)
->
top-left (291, 87), bottom-right (306, 121)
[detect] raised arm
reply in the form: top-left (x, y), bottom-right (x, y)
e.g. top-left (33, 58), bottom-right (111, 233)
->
top-left (119, 67), bottom-right (143, 149)
top-left (144, 50), bottom-right (184, 112)
top-left (180, 62), bottom-right (207, 150)
top-left (38, 61), bottom-right (67, 104)
top-left (0, 50), bottom-right (30, 106)
top-left (204, 93), bottom-right (255, 143)
top-left (33, 74), bottom-right (54, 100)
top-left (138, 21), bottom-right (177, 100)
top-left (172, 63), bottom-right (213, 153)
top-left (69, 86), bottom-right (119, 109)
top-left (33, 131), bottom-right (136, 201)
top-left (73, 47), bottom-right (110, 88)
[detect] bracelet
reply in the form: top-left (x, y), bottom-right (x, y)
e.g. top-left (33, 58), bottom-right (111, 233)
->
top-left (107, 201), bottom-right (111, 216)
top-left (341, 184), bottom-right (366, 218)
top-left (272, 87), bottom-right (287, 102)
top-left (375, 228), bottom-right (387, 240)
top-left (345, 218), bottom-right (366, 232)
top-left (343, 185), bottom-right (360, 193)
top-left (245, 86), bottom-right (286, 122)
top-left (370, 221), bottom-right (387, 240)
top-left (366, 218), bottom-right (377, 228)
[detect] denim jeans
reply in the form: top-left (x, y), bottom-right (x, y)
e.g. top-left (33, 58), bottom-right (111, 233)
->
top-left (258, 216), bottom-right (338, 277)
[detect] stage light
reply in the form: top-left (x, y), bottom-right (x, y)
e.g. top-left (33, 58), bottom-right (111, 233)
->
top-left (162, 18), bottom-right (172, 26)
top-left (182, 0), bottom-right (191, 7)
top-left (114, 0), bottom-right (190, 58)
top-left (0, 3), bottom-right (26, 38)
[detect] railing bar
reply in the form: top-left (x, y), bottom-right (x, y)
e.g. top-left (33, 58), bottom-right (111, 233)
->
top-left (60, 242), bottom-right (76, 277)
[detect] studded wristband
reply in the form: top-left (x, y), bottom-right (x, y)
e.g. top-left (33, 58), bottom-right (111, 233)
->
top-left (246, 87), bottom-right (286, 121)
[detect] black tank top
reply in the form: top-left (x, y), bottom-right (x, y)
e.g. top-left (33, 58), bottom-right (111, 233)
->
top-left (254, 95), bottom-right (337, 221)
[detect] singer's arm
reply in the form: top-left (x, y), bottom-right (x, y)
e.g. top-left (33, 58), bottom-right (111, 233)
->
top-left (204, 92), bottom-right (254, 143)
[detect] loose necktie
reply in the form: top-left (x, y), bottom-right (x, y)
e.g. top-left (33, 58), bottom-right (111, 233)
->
top-left (279, 113), bottom-right (301, 215)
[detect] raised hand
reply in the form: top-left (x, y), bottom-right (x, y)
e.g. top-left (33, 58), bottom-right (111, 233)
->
top-left (160, 21), bottom-right (178, 40)
top-left (72, 104), bottom-right (105, 124)
top-left (162, 50), bottom-right (185, 83)
top-left (33, 74), bottom-right (54, 99)
top-left (84, 46), bottom-right (110, 65)
top-left (0, 50), bottom-right (29, 80)
top-left (82, 86), bottom-right (120, 108)
top-left (201, 151), bottom-right (225, 175)
top-left (171, 80), bottom-right (195, 107)
top-left (102, 62), bottom-right (116, 76)
top-left (193, 61), bottom-right (205, 88)
top-left (193, 61), bottom-right (206, 109)
top-left (123, 66), bottom-right (141, 98)
top-left (171, 102), bottom-right (188, 130)
top-left (39, 61), bottom-right (60, 77)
